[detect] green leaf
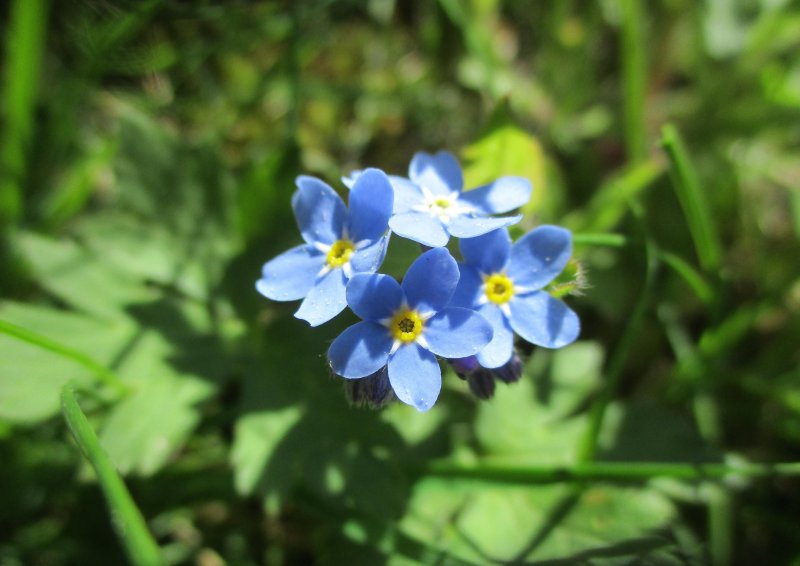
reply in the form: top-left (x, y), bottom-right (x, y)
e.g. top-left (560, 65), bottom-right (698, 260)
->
top-left (475, 342), bottom-right (603, 462)
top-left (461, 103), bottom-right (554, 217)
top-left (97, 298), bottom-right (226, 476)
top-left (394, 344), bottom-right (702, 562)
top-left (18, 231), bottom-right (154, 320)
top-left (0, 302), bottom-right (130, 423)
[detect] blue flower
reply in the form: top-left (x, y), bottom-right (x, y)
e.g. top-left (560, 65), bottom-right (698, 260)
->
top-left (450, 226), bottom-right (580, 368)
top-left (256, 169), bottom-right (393, 327)
top-left (344, 151), bottom-right (531, 247)
top-left (328, 247), bottom-right (493, 411)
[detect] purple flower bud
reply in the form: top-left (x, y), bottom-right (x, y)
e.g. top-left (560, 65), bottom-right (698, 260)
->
top-left (343, 367), bottom-right (394, 409)
top-left (491, 351), bottom-right (523, 383)
top-left (449, 355), bottom-right (480, 379)
top-left (467, 369), bottom-right (496, 400)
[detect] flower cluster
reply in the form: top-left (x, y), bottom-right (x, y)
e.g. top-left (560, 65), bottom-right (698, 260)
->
top-left (257, 151), bottom-right (581, 411)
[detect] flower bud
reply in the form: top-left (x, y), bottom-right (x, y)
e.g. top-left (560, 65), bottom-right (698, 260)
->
top-left (449, 356), bottom-right (480, 379)
top-left (491, 351), bottom-right (523, 383)
top-left (467, 369), bottom-right (496, 400)
top-left (343, 367), bottom-right (394, 408)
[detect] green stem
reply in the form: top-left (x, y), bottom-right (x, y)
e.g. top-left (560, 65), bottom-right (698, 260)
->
top-left (61, 385), bottom-right (162, 566)
top-left (0, 318), bottom-right (129, 395)
top-left (620, 0), bottom-right (647, 163)
top-left (577, 203), bottom-right (659, 462)
top-left (424, 460), bottom-right (800, 485)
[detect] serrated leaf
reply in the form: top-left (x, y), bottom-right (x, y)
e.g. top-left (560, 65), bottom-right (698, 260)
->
top-left (0, 302), bottom-right (131, 423)
top-left (475, 342), bottom-right (603, 461)
top-left (462, 103), bottom-right (552, 216)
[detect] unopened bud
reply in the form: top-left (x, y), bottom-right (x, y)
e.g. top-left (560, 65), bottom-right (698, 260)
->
top-left (344, 367), bottom-right (394, 409)
top-left (492, 352), bottom-right (523, 383)
top-left (467, 369), bottom-right (496, 400)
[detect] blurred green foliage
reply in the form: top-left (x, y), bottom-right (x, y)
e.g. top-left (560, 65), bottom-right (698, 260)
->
top-left (1, 0), bottom-right (800, 564)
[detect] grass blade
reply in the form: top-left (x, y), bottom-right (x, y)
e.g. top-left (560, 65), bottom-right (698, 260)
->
top-left (621, 0), bottom-right (647, 163)
top-left (0, 0), bottom-right (49, 226)
top-left (61, 384), bottom-right (162, 566)
top-left (661, 124), bottom-right (724, 272)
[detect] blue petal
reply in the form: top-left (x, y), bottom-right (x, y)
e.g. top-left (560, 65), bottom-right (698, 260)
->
top-left (341, 170), bottom-right (361, 189)
top-left (402, 247), bottom-right (459, 314)
top-left (448, 264), bottom-right (483, 309)
top-left (387, 343), bottom-right (441, 411)
top-left (294, 268), bottom-right (348, 326)
top-left (447, 214), bottom-right (522, 239)
top-left (346, 273), bottom-right (404, 322)
top-left (475, 304), bottom-right (514, 369)
top-left (459, 227), bottom-right (511, 274)
top-left (508, 225), bottom-right (573, 290)
top-left (347, 168), bottom-right (393, 242)
top-left (389, 211), bottom-right (449, 247)
top-left (329, 321), bottom-right (393, 378)
top-left (256, 244), bottom-right (324, 302)
top-left (424, 307), bottom-right (493, 359)
top-left (389, 175), bottom-right (423, 213)
top-left (350, 233), bottom-right (390, 274)
top-left (508, 291), bottom-right (580, 348)
top-left (409, 151), bottom-right (463, 195)
top-left (293, 176), bottom-right (346, 245)
top-left (458, 177), bottom-right (532, 214)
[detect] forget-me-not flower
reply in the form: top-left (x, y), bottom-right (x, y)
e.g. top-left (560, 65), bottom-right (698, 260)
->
top-left (328, 247), bottom-right (493, 411)
top-left (344, 151), bottom-right (531, 248)
top-left (256, 169), bottom-right (393, 327)
top-left (450, 226), bottom-right (580, 368)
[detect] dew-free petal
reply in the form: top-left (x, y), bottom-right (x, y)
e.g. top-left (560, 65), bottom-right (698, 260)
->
top-left (389, 211), bottom-right (449, 247)
top-left (402, 247), bottom-right (459, 314)
top-left (348, 168), bottom-right (393, 242)
top-left (387, 343), bottom-right (441, 412)
top-left (448, 263), bottom-right (483, 309)
top-left (256, 244), bottom-right (325, 302)
top-left (293, 176), bottom-right (347, 245)
top-left (388, 175), bottom-right (423, 213)
top-left (508, 225), bottom-right (573, 290)
top-left (346, 273), bottom-right (404, 322)
top-left (459, 176), bottom-right (532, 214)
top-left (508, 291), bottom-right (580, 349)
top-left (424, 307), bottom-right (493, 359)
top-left (328, 321), bottom-right (393, 379)
top-left (447, 214), bottom-right (522, 239)
top-left (409, 150), bottom-right (463, 195)
top-left (350, 233), bottom-right (390, 274)
top-left (475, 304), bottom-right (515, 369)
top-left (459, 227), bottom-right (512, 275)
top-left (294, 268), bottom-right (348, 327)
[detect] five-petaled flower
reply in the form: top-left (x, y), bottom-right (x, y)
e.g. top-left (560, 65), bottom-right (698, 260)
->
top-left (450, 226), bottom-right (580, 368)
top-left (328, 247), bottom-right (493, 411)
top-left (346, 151), bottom-right (531, 248)
top-left (256, 169), bottom-right (393, 326)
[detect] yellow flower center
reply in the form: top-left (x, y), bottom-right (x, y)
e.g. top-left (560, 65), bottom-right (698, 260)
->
top-left (431, 197), bottom-right (451, 210)
top-left (389, 308), bottom-right (424, 343)
top-left (326, 239), bottom-right (355, 268)
top-left (484, 273), bottom-right (515, 304)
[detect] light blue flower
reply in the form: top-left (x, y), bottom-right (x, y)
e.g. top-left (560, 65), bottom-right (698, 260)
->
top-left (328, 247), bottom-right (493, 411)
top-left (450, 226), bottom-right (580, 368)
top-left (344, 151), bottom-right (531, 247)
top-left (256, 168), bottom-right (393, 327)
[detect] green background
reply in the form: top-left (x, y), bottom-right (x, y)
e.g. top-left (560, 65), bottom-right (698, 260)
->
top-left (1, 1), bottom-right (799, 564)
